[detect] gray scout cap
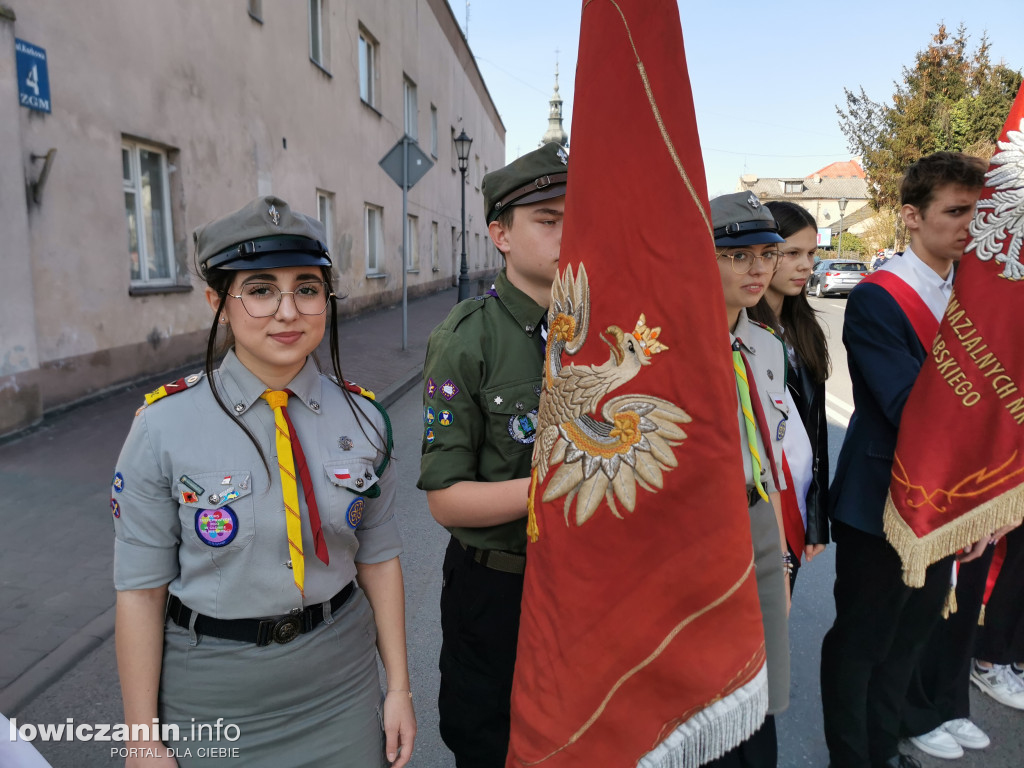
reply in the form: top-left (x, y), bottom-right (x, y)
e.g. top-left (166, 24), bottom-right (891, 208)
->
top-left (194, 195), bottom-right (331, 276)
top-left (483, 142), bottom-right (569, 223)
top-left (710, 192), bottom-right (785, 247)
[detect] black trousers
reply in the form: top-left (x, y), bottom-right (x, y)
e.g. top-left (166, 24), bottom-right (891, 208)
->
top-left (703, 716), bottom-right (777, 768)
top-left (901, 546), bottom-right (994, 736)
top-left (820, 521), bottom-right (954, 768)
top-left (978, 524), bottom-right (1024, 663)
top-left (438, 536), bottom-right (524, 768)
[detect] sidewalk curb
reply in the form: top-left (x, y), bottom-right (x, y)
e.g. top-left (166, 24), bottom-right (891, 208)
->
top-left (0, 606), bottom-right (116, 715)
top-left (377, 364), bottom-right (424, 410)
top-left (0, 364), bottom-right (424, 716)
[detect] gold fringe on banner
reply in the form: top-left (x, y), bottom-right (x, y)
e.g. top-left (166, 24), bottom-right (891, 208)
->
top-left (883, 484), bottom-right (1024, 588)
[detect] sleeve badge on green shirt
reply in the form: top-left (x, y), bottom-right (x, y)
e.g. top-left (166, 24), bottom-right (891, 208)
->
top-left (426, 378), bottom-right (437, 399)
top-left (441, 379), bottom-right (460, 400)
top-left (425, 427), bottom-right (436, 444)
top-left (438, 409), bottom-right (454, 426)
top-left (425, 407), bottom-right (436, 424)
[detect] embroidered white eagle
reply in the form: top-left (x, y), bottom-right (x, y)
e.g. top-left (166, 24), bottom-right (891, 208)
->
top-left (965, 118), bottom-right (1024, 281)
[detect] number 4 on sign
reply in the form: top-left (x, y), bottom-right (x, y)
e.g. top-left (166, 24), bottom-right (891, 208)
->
top-left (26, 64), bottom-right (39, 96)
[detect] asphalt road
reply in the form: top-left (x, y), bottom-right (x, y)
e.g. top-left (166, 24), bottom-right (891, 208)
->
top-left (11, 295), bottom-right (1023, 767)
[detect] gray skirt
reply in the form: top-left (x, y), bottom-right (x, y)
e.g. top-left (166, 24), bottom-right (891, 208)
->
top-left (748, 498), bottom-right (790, 714)
top-left (158, 586), bottom-right (385, 767)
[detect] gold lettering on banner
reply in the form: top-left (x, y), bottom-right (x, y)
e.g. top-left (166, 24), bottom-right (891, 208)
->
top-left (936, 296), bottom-right (1021, 420)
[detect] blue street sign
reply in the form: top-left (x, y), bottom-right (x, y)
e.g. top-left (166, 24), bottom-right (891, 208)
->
top-left (15, 38), bottom-right (51, 113)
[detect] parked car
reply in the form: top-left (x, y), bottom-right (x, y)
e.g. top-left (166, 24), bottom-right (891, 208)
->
top-left (806, 259), bottom-right (869, 297)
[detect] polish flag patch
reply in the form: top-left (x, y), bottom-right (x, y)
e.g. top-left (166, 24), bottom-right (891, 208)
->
top-left (334, 469), bottom-right (351, 480)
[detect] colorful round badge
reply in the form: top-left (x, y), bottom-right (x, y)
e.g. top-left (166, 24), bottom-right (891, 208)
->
top-left (112, 472), bottom-right (125, 493)
top-left (438, 409), bottom-right (454, 426)
top-left (110, 498), bottom-right (121, 518)
top-left (346, 497), bottom-right (365, 529)
top-left (424, 406), bottom-right (436, 425)
top-left (508, 410), bottom-right (539, 444)
top-left (776, 419), bottom-right (787, 441)
top-left (195, 506), bottom-right (238, 547)
top-left (425, 427), bottom-right (436, 444)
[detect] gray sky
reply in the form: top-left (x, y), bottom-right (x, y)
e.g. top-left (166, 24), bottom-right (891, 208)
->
top-left (457, 0), bottom-right (1023, 197)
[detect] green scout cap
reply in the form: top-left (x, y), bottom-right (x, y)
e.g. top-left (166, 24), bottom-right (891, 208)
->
top-left (194, 195), bottom-right (331, 276)
top-left (710, 192), bottom-right (785, 247)
top-left (483, 142), bottom-right (569, 223)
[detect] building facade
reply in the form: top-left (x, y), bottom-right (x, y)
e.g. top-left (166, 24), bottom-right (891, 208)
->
top-left (0, 0), bottom-right (505, 435)
top-left (735, 160), bottom-right (872, 237)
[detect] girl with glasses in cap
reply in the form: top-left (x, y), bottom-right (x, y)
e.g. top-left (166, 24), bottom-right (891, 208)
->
top-left (749, 201), bottom-right (831, 590)
top-left (707, 191), bottom-right (791, 768)
top-left (111, 197), bottom-right (415, 767)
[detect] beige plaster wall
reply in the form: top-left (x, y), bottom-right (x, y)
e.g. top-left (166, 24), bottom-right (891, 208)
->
top-left (1, 0), bottom-right (505, 433)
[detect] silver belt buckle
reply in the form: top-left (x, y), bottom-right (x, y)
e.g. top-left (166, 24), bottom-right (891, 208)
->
top-left (272, 608), bottom-right (303, 644)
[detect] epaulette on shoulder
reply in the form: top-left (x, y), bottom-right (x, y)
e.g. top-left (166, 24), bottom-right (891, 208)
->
top-left (440, 297), bottom-right (487, 331)
top-left (343, 379), bottom-right (376, 401)
top-left (136, 372), bottom-right (205, 415)
top-left (747, 319), bottom-right (777, 336)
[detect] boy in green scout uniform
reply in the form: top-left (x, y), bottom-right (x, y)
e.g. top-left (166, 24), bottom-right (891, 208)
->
top-left (418, 142), bottom-right (568, 766)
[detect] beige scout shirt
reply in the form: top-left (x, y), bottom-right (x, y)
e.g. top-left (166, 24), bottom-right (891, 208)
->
top-left (112, 350), bottom-right (401, 617)
top-left (731, 309), bottom-right (789, 494)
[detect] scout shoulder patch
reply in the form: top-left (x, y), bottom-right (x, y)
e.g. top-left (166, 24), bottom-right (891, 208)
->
top-left (141, 372), bottom-right (205, 410)
top-left (343, 379), bottom-right (376, 400)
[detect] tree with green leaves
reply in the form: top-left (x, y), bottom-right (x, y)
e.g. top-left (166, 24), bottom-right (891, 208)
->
top-left (837, 24), bottom-right (1021, 212)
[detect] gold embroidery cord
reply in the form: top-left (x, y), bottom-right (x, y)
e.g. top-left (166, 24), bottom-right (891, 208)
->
top-left (582, 0), bottom-right (712, 238)
top-left (519, 558), bottom-right (760, 766)
top-left (884, 482), bottom-right (1024, 587)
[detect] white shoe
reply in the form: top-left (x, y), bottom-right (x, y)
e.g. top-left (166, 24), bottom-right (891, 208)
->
top-left (941, 718), bottom-right (990, 750)
top-left (970, 662), bottom-right (1024, 710)
top-left (909, 726), bottom-right (964, 760)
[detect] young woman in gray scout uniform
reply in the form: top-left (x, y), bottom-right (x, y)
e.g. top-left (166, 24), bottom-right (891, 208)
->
top-left (417, 143), bottom-right (567, 767)
top-left (706, 192), bottom-right (791, 768)
top-left (112, 197), bottom-right (415, 767)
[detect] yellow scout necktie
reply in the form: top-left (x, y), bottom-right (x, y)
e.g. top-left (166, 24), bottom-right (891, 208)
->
top-left (733, 342), bottom-right (769, 503)
top-left (261, 390), bottom-right (316, 596)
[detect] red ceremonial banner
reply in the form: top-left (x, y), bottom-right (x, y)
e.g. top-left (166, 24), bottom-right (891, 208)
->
top-left (884, 84), bottom-right (1024, 587)
top-left (506, 2), bottom-right (769, 766)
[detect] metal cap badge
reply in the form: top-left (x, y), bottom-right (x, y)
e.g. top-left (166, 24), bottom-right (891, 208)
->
top-left (194, 196), bottom-right (331, 276)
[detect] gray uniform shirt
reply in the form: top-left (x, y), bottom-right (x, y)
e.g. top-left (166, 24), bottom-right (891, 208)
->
top-left (731, 309), bottom-right (789, 494)
top-left (112, 350), bottom-right (401, 617)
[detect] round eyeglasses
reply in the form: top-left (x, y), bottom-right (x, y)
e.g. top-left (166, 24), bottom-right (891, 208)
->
top-left (227, 281), bottom-right (334, 318)
top-left (718, 249), bottom-right (780, 274)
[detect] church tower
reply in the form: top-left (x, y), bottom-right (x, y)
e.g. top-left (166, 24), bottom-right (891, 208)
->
top-left (540, 62), bottom-right (569, 148)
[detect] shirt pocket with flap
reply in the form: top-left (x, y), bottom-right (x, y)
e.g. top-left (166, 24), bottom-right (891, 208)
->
top-left (175, 469), bottom-right (256, 552)
top-left (324, 458), bottom-right (380, 531)
top-left (482, 378), bottom-right (541, 458)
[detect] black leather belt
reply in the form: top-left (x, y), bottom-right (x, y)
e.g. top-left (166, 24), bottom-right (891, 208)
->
top-left (167, 581), bottom-right (354, 647)
top-left (458, 539), bottom-right (526, 575)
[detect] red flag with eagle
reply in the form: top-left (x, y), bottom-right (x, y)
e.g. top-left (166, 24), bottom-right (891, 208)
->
top-left (884, 84), bottom-right (1024, 587)
top-left (506, 1), bottom-right (769, 765)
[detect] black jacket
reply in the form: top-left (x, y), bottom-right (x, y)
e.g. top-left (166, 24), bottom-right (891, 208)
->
top-left (788, 356), bottom-right (830, 545)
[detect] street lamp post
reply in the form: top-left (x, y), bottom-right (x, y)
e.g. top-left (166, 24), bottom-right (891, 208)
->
top-left (454, 129), bottom-right (473, 301)
top-left (837, 196), bottom-right (848, 260)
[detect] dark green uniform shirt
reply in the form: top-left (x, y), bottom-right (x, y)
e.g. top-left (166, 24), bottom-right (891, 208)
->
top-left (417, 269), bottom-right (546, 554)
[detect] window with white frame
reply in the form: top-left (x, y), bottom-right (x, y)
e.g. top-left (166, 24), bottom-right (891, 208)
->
top-left (365, 204), bottom-right (383, 274)
top-left (430, 105), bottom-right (438, 157)
top-left (123, 141), bottom-right (175, 287)
top-left (431, 221), bottom-right (439, 270)
top-left (358, 27), bottom-right (377, 106)
top-left (406, 214), bottom-right (419, 271)
top-left (403, 76), bottom-right (418, 139)
top-left (317, 190), bottom-right (334, 249)
top-left (309, 0), bottom-right (325, 67)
